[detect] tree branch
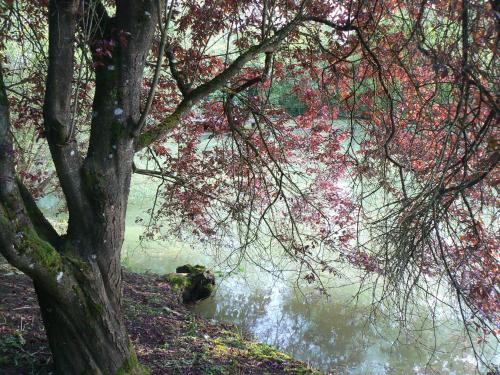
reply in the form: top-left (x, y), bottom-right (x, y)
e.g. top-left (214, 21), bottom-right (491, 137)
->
top-left (135, 17), bottom-right (301, 150)
top-left (16, 178), bottom-right (61, 248)
top-left (44, 0), bottom-right (87, 221)
top-left (301, 16), bottom-right (356, 31)
top-left (165, 44), bottom-right (192, 96)
top-left (0, 61), bottom-right (63, 286)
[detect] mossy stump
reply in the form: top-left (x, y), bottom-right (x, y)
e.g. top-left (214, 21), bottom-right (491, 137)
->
top-left (164, 264), bottom-right (215, 303)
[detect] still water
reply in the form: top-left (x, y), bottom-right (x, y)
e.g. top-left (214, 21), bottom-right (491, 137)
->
top-left (37, 127), bottom-right (497, 374)
top-left (118, 172), bottom-right (498, 375)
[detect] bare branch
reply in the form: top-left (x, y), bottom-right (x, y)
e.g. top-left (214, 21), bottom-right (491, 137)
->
top-left (135, 0), bottom-right (175, 136)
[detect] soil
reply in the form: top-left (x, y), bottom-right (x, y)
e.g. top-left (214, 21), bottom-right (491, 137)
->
top-left (0, 262), bottom-right (321, 375)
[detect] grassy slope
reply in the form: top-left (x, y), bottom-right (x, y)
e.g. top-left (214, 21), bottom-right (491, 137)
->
top-left (0, 261), bottom-right (322, 375)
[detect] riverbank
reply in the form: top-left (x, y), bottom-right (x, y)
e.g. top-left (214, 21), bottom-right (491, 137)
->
top-left (0, 262), bottom-right (321, 374)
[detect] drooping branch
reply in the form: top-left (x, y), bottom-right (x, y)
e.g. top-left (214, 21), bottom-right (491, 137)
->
top-left (223, 51), bottom-right (273, 139)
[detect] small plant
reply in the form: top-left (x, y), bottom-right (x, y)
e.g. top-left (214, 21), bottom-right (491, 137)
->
top-left (186, 317), bottom-right (198, 336)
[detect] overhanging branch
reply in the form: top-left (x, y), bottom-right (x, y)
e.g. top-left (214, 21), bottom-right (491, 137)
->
top-left (135, 16), bottom-right (301, 150)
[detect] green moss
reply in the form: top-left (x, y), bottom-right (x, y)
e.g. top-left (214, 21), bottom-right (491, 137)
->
top-left (204, 283), bottom-right (214, 294)
top-left (89, 302), bottom-right (104, 317)
top-left (248, 342), bottom-right (291, 361)
top-left (213, 334), bottom-right (289, 361)
top-left (209, 332), bottom-right (320, 374)
top-left (166, 265), bottom-right (216, 303)
top-left (111, 120), bottom-right (127, 139)
top-left (220, 329), bottom-right (239, 338)
top-left (22, 227), bottom-right (62, 272)
top-left (212, 341), bottom-right (230, 354)
top-left (212, 331), bottom-right (246, 350)
top-left (247, 342), bottom-right (322, 374)
top-left (65, 253), bottom-right (91, 271)
top-left (0, 355), bottom-right (9, 366)
top-left (164, 273), bottom-right (191, 291)
top-left (137, 113), bottom-right (180, 149)
top-left (115, 343), bottom-right (149, 375)
top-left (176, 264), bottom-right (206, 273)
top-left (81, 166), bottom-right (106, 211)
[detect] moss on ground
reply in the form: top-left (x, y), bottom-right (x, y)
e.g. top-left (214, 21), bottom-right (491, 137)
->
top-left (116, 343), bottom-right (150, 375)
top-left (209, 331), bottom-right (321, 374)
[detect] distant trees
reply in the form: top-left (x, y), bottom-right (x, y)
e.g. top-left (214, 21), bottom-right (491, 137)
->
top-left (0, 0), bottom-right (497, 373)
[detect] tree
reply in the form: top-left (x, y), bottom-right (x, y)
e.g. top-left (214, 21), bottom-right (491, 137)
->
top-left (0, 0), bottom-right (498, 373)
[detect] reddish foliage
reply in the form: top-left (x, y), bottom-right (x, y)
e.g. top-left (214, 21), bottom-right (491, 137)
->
top-left (2, 0), bottom-right (498, 349)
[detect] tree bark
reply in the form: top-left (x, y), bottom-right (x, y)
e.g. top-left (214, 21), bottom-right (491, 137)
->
top-left (35, 1), bottom-right (157, 372)
top-left (34, 264), bottom-right (139, 375)
top-left (0, 1), bottom-right (157, 372)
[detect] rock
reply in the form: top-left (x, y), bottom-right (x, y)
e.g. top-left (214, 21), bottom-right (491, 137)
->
top-left (164, 264), bottom-right (215, 303)
top-left (183, 269), bottom-right (215, 303)
top-left (161, 306), bottom-right (182, 317)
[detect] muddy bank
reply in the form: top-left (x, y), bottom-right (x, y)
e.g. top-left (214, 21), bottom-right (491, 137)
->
top-left (0, 262), bottom-right (321, 374)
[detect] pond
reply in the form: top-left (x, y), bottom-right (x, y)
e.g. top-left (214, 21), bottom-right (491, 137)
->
top-left (36, 128), bottom-right (497, 374)
top-left (119, 172), bottom-right (498, 375)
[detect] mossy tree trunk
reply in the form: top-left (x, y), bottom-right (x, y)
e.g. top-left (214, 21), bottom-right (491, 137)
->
top-left (0, 1), bottom-right (158, 373)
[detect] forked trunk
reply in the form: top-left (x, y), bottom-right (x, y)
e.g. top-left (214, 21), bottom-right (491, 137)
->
top-left (32, 141), bottom-right (139, 374)
top-left (0, 1), bottom-right (161, 373)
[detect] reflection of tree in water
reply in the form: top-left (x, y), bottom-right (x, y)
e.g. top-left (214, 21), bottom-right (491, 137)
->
top-left (274, 294), bottom-right (478, 374)
top-left (196, 283), bottom-right (272, 334)
top-left (198, 284), bottom-right (379, 371)
top-left (196, 281), bottom-right (480, 374)
top-left (265, 293), bottom-right (382, 372)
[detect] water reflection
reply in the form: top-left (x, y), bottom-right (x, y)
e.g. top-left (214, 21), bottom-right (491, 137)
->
top-left (120, 173), bottom-right (497, 374)
top-left (192, 274), bottom-right (481, 374)
top-left (37, 147), bottom-right (498, 374)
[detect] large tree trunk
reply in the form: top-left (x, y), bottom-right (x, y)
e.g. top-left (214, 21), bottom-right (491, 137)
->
top-left (33, 137), bottom-right (138, 373)
top-left (29, 144), bottom-right (138, 374)
top-left (29, 145), bottom-right (138, 373)
top-left (35, 272), bottom-right (137, 374)
top-left (15, 128), bottom-right (140, 374)
top-left (26, 1), bottom-right (157, 372)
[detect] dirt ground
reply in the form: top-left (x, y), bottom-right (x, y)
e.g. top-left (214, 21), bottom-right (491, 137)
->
top-left (0, 262), bottom-right (321, 375)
